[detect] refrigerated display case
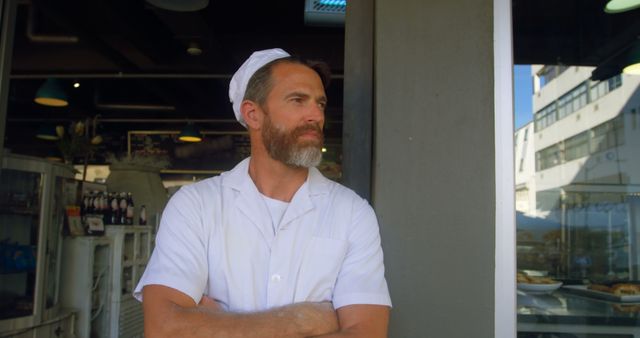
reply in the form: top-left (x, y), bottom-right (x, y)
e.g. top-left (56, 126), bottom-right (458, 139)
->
top-left (0, 152), bottom-right (77, 337)
top-left (105, 225), bottom-right (152, 338)
top-left (60, 236), bottom-right (112, 338)
top-left (59, 225), bottom-right (152, 338)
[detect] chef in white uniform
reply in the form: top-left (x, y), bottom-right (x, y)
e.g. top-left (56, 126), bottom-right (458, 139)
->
top-left (135, 48), bottom-right (391, 338)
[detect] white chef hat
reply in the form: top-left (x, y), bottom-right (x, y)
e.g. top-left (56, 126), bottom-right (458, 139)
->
top-left (229, 48), bottom-right (291, 127)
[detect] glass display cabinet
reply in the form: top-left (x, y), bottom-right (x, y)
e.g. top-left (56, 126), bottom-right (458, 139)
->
top-left (0, 153), bottom-right (77, 336)
top-left (105, 225), bottom-right (152, 338)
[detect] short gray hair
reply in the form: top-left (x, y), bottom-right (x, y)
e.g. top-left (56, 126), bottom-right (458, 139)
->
top-left (243, 57), bottom-right (331, 107)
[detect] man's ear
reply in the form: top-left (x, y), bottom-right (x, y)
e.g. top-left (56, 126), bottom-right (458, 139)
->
top-left (241, 100), bottom-right (262, 129)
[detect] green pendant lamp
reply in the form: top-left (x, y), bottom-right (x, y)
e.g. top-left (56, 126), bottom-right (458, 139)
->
top-left (179, 122), bottom-right (202, 142)
top-left (604, 0), bottom-right (640, 13)
top-left (623, 63), bottom-right (640, 75)
top-left (36, 125), bottom-right (60, 140)
top-left (34, 78), bottom-right (69, 107)
top-left (623, 44), bottom-right (640, 75)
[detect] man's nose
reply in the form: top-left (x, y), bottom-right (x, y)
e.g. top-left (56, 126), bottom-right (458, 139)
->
top-left (306, 102), bottom-right (324, 123)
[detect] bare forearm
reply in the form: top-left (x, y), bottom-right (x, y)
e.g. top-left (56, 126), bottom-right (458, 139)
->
top-left (309, 305), bottom-right (389, 338)
top-left (310, 328), bottom-right (386, 338)
top-left (148, 301), bottom-right (338, 338)
top-left (311, 332), bottom-right (386, 338)
top-left (169, 304), bottom-right (299, 338)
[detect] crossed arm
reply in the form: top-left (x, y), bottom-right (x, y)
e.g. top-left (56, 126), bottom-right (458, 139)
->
top-left (142, 284), bottom-right (389, 338)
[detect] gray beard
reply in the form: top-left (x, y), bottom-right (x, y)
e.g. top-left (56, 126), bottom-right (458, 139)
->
top-left (285, 145), bottom-right (322, 168)
top-left (262, 115), bottom-right (323, 168)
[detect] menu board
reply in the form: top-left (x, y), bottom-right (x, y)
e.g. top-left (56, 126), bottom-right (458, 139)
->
top-left (127, 131), bottom-right (250, 174)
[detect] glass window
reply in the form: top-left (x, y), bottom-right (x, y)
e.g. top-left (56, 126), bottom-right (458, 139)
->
top-left (557, 95), bottom-right (569, 119)
top-left (609, 74), bottom-right (622, 91)
top-left (515, 18), bottom-right (637, 338)
top-left (590, 75), bottom-right (623, 102)
top-left (536, 143), bottom-right (562, 171)
top-left (564, 131), bottom-right (589, 162)
top-left (534, 103), bottom-right (558, 132)
top-left (590, 81), bottom-right (604, 101)
top-left (538, 65), bottom-right (570, 88)
top-left (0, 169), bottom-right (43, 320)
top-left (590, 116), bottom-right (625, 154)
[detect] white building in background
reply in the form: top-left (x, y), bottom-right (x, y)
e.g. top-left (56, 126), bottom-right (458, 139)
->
top-left (531, 66), bottom-right (640, 214)
top-left (514, 122), bottom-right (536, 216)
top-left (523, 65), bottom-right (640, 279)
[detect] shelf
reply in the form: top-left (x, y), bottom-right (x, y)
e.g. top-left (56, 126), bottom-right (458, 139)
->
top-left (0, 308), bottom-right (33, 321)
top-left (104, 224), bottom-right (145, 227)
top-left (0, 269), bottom-right (35, 275)
top-left (0, 206), bottom-right (39, 216)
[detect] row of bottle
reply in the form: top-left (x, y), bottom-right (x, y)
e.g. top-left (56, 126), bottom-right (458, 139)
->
top-left (81, 190), bottom-right (146, 225)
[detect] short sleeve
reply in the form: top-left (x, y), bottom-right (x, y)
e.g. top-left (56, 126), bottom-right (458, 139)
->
top-left (133, 186), bottom-right (208, 304)
top-left (332, 198), bottom-right (392, 309)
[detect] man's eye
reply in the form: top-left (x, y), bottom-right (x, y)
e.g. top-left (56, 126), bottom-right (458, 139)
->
top-left (318, 102), bottom-right (326, 109)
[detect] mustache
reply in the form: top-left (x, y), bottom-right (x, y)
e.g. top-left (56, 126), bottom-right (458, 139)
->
top-left (291, 123), bottom-right (323, 138)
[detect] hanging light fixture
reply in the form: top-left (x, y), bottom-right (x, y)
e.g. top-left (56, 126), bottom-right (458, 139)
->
top-left (604, 0), bottom-right (640, 13)
top-left (36, 125), bottom-right (60, 140)
top-left (179, 122), bottom-right (202, 142)
top-left (34, 78), bottom-right (69, 107)
top-left (622, 44), bottom-right (640, 75)
top-left (623, 63), bottom-right (640, 75)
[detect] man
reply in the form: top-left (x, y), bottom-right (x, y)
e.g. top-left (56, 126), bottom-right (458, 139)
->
top-left (135, 48), bottom-right (391, 338)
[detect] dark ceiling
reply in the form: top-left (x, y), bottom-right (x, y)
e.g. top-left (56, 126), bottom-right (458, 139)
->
top-left (6, 0), bottom-right (346, 161)
top-left (513, 0), bottom-right (640, 78)
top-left (4, 0), bottom-right (640, 162)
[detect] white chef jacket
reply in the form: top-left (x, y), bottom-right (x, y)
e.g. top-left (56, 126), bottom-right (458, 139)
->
top-left (134, 158), bottom-right (391, 312)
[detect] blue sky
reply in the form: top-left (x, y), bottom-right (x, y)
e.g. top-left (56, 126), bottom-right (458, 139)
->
top-left (513, 65), bottom-right (533, 130)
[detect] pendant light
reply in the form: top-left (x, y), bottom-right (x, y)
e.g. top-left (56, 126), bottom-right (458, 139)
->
top-left (179, 122), bottom-right (202, 142)
top-left (604, 0), bottom-right (640, 13)
top-left (622, 44), bottom-right (640, 75)
top-left (34, 78), bottom-right (69, 107)
top-left (36, 125), bottom-right (60, 140)
top-left (623, 63), bottom-right (640, 75)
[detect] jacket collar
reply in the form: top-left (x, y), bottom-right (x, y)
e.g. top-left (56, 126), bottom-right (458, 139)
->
top-left (221, 157), bottom-right (332, 233)
top-left (221, 157), bottom-right (331, 196)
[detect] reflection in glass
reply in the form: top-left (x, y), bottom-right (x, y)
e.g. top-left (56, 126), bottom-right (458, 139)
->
top-left (0, 169), bottom-right (43, 320)
top-left (515, 65), bottom-right (640, 335)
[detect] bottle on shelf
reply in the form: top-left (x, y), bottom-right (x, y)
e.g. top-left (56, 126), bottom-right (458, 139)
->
top-left (110, 193), bottom-right (120, 225)
top-left (81, 190), bottom-right (91, 218)
top-left (92, 190), bottom-right (101, 216)
top-left (104, 192), bottom-right (112, 223)
top-left (86, 191), bottom-right (95, 215)
top-left (126, 192), bottom-right (134, 225)
top-left (139, 205), bottom-right (147, 225)
top-left (119, 192), bottom-right (128, 225)
top-left (100, 191), bottom-right (108, 216)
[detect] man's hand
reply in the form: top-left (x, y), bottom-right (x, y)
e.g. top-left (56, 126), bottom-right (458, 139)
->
top-left (287, 302), bottom-right (339, 337)
top-left (196, 295), bottom-right (339, 337)
top-left (310, 304), bottom-right (390, 338)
